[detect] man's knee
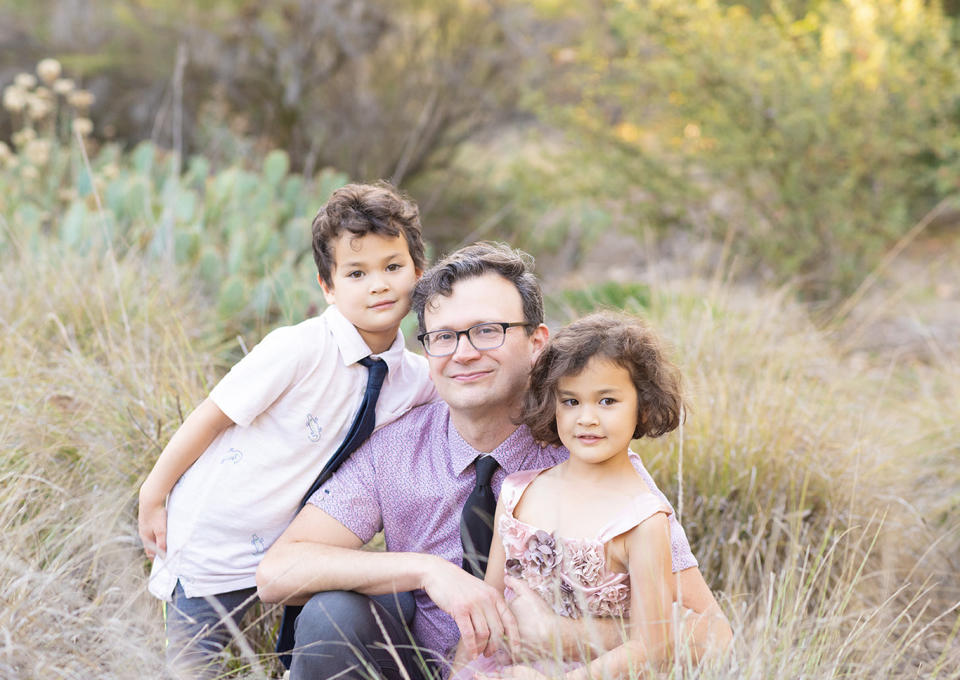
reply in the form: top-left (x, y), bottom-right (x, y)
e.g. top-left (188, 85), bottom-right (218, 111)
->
top-left (292, 591), bottom-right (422, 679)
top-left (295, 590), bottom-right (385, 646)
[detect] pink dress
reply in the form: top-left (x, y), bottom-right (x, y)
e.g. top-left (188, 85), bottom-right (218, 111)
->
top-left (453, 460), bottom-right (673, 678)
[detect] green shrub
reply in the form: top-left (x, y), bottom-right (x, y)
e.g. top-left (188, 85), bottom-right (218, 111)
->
top-left (1, 0), bottom-right (527, 188)
top-left (527, 0), bottom-right (960, 301)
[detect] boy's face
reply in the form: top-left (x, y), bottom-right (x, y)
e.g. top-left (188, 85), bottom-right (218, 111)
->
top-left (320, 232), bottom-right (421, 354)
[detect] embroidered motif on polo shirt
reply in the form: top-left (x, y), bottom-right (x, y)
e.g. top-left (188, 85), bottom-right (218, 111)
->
top-left (250, 534), bottom-right (266, 555)
top-left (220, 448), bottom-right (243, 464)
top-left (306, 414), bottom-right (322, 442)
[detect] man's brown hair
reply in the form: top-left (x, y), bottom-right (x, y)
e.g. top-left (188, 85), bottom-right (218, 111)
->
top-left (521, 312), bottom-right (685, 446)
top-left (411, 241), bottom-right (544, 334)
top-left (311, 181), bottom-right (427, 287)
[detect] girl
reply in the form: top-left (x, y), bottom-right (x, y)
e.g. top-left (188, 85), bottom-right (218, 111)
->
top-left (453, 312), bottom-right (729, 679)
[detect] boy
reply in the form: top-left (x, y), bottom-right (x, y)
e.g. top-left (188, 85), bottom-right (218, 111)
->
top-left (138, 182), bottom-right (437, 676)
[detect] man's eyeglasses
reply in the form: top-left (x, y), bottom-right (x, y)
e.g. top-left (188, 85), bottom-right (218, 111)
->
top-left (418, 322), bottom-right (531, 357)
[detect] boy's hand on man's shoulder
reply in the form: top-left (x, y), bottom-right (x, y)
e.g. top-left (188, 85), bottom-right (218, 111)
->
top-left (137, 490), bottom-right (167, 560)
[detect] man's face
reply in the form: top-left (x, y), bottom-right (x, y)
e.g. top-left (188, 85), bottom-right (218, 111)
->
top-left (422, 273), bottom-right (547, 418)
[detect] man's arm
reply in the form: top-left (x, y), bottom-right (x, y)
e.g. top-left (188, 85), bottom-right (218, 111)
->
top-left (256, 503), bottom-right (519, 658)
top-left (257, 503), bottom-right (414, 602)
top-left (673, 567), bottom-right (734, 660)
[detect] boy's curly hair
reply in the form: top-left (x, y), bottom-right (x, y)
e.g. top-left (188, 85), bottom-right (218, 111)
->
top-left (311, 181), bottom-right (427, 287)
top-left (521, 312), bottom-right (685, 446)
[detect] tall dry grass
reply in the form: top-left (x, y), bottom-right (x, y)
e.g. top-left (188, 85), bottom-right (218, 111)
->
top-left (2, 226), bottom-right (958, 677)
top-left (543, 265), bottom-right (960, 678)
top-left (632, 278), bottom-right (960, 678)
top-left (0, 239), bottom-right (223, 677)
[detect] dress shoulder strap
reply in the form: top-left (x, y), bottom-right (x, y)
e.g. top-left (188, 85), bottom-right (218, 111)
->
top-left (499, 467), bottom-right (548, 515)
top-left (596, 493), bottom-right (673, 544)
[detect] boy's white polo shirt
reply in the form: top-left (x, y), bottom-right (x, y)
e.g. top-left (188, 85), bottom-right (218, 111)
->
top-left (148, 305), bottom-right (437, 600)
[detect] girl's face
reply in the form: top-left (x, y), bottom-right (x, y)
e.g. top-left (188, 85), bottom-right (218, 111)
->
top-left (555, 357), bottom-right (639, 467)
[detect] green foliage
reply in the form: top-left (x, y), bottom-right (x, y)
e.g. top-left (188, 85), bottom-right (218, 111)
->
top-left (547, 279), bottom-right (651, 319)
top-left (527, 0), bottom-right (960, 301)
top-left (0, 133), bottom-right (349, 337)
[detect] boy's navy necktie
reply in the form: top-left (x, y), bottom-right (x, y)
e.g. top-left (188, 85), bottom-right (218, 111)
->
top-left (460, 455), bottom-right (500, 578)
top-left (278, 355), bottom-right (388, 668)
top-left (298, 355), bottom-right (388, 508)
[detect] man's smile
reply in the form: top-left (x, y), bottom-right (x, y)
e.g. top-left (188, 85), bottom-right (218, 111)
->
top-left (449, 369), bottom-right (492, 383)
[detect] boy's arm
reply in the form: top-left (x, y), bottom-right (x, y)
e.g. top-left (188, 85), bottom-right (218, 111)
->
top-left (257, 503), bottom-right (519, 660)
top-left (137, 398), bottom-right (234, 558)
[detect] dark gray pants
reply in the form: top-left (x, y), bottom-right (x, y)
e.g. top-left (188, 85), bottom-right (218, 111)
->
top-left (291, 590), bottom-right (433, 680)
top-left (165, 581), bottom-right (258, 678)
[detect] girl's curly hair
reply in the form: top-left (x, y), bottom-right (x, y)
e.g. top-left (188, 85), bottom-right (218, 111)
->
top-left (521, 312), bottom-right (685, 446)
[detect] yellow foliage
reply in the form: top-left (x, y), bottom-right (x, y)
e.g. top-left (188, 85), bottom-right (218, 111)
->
top-left (726, 4), bottom-right (749, 20)
top-left (615, 121), bottom-right (642, 144)
top-left (820, 24), bottom-right (849, 61)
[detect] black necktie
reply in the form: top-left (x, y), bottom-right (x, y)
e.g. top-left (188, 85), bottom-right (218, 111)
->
top-left (278, 355), bottom-right (388, 668)
top-left (298, 355), bottom-right (388, 508)
top-left (461, 455), bottom-right (500, 578)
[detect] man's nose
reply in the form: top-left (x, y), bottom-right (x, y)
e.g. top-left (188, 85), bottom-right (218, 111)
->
top-left (450, 332), bottom-right (481, 361)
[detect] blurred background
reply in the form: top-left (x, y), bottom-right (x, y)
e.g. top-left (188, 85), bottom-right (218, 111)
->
top-left (1, 0), bottom-right (958, 677)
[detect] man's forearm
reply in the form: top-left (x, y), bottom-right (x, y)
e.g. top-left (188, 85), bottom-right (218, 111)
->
top-left (256, 540), bottom-right (436, 605)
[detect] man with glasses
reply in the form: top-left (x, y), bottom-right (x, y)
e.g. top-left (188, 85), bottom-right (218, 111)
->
top-left (419, 321), bottom-right (532, 357)
top-left (257, 242), bottom-right (725, 679)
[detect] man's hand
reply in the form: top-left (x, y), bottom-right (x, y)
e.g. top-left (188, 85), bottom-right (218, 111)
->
top-left (422, 558), bottom-right (519, 659)
top-left (137, 491), bottom-right (167, 560)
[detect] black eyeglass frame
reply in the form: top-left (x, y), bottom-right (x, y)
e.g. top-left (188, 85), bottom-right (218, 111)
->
top-left (417, 322), bottom-right (532, 357)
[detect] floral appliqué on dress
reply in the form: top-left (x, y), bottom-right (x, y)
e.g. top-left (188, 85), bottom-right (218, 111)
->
top-left (500, 515), bottom-right (630, 619)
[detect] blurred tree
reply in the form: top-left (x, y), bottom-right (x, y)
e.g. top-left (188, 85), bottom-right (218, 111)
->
top-left (5, 0), bottom-right (959, 296)
top-left (0, 0), bottom-right (529, 187)
top-left (521, 0), bottom-right (960, 301)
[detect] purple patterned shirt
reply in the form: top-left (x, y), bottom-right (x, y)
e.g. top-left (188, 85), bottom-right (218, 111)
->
top-left (309, 400), bottom-right (697, 663)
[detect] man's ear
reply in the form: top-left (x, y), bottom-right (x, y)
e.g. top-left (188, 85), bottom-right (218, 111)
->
top-left (318, 273), bottom-right (336, 306)
top-left (529, 323), bottom-right (550, 364)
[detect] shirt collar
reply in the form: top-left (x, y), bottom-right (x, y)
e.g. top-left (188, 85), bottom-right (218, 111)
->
top-left (322, 304), bottom-right (407, 374)
top-left (447, 411), bottom-right (535, 476)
